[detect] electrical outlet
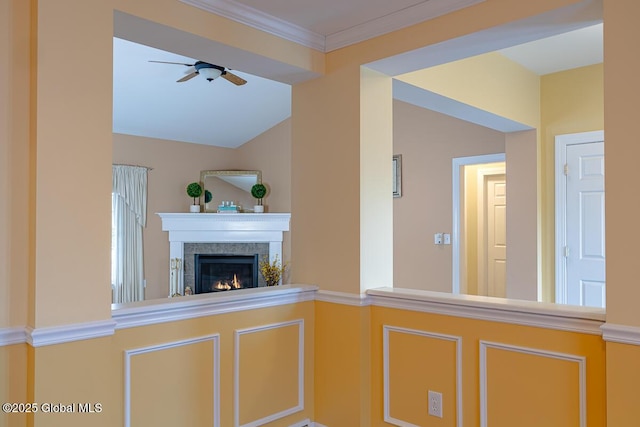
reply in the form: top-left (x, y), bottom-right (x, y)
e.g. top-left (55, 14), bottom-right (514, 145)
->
top-left (443, 233), bottom-right (451, 245)
top-left (428, 390), bottom-right (443, 418)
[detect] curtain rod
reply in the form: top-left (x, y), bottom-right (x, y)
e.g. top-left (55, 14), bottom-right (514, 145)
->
top-left (113, 163), bottom-right (153, 170)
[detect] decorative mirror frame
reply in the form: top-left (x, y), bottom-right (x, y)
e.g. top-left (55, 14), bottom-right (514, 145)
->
top-left (199, 170), bottom-right (262, 213)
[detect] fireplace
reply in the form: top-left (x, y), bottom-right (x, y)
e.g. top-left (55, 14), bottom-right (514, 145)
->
top-left (194, 254), bottom-right (259, 293)
top-left (157, 213), bottom-right (290, 297)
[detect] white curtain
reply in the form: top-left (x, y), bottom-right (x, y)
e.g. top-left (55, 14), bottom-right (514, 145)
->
top-left (112, 165), bottom-right (147, 303)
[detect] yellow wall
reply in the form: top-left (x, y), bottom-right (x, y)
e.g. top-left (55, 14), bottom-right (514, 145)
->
top-left (398, 52), bottom-right (541, 129)
top-left (19, 302), bottom-right (313, 427)
top-left (370, 305), bottom-right (605, 426)
top-left (540, 64), bottom-right (604, 301)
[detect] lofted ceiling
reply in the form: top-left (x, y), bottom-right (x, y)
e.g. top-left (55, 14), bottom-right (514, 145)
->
top-left (113, 0), bottom-right (602, 148)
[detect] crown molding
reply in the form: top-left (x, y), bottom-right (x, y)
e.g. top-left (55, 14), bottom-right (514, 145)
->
top-left (179, 0), bottom-right (485, 53)
top-left (326, 0), bottom-right (485, 52)
top-left (179, 0), bottom-right (325, 51)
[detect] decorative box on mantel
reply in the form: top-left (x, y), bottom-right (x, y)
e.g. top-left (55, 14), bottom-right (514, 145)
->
top-left (157, 213), bottom-right (291, 296)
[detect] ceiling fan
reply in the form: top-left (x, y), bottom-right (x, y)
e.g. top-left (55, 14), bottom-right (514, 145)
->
top-left (149, 60), bottom-right (247, 85)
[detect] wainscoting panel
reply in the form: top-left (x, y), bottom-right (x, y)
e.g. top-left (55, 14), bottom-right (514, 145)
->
top-left (124, 334), bottom-right (220, 427)
top-left (235, 319), bottom-right (304, 427)
top-left (479, 341), bottom-right (585, 427)
top-left (383, 325), bottom-right (463, 427)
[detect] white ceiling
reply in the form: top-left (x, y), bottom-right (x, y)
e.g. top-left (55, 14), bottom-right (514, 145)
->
top-left (112, 0), bottom-right (602, 148)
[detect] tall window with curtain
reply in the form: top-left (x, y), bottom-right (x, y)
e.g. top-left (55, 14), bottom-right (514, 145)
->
top-left (112, 165), bottom-right (148, 303)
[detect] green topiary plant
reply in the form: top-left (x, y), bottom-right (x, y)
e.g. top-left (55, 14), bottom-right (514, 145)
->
top-left (204, 190), bottom-right (213, 204)
top-left (251, 183), bottom-right (267, 206)
top-left (186, 182), bottom-right (203, 205)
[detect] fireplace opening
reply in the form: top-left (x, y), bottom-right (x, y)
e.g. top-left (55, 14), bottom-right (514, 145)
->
top-left (194, 254), bottom-right (259, 293)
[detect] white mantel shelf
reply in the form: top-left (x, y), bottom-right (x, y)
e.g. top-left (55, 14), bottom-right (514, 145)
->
top-left (157, 212), bottom-right (291, 244)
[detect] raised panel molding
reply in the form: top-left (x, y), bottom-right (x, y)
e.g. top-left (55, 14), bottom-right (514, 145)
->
top-left (479, 340), bottom-right (586, 427)
top-left (124, 334), bottom-right (221, 427)
top-left (234, 319), bottom-right (305, 427)
top-left (383, 325), bottom-right (463, 427)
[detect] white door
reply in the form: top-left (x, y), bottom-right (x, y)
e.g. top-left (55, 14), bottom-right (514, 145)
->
top-left (556, 131), bottom-right (605, 307)
top-left (478, 172), bottom-right (507, 297)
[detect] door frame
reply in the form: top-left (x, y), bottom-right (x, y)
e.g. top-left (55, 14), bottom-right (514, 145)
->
top-left (554, 130), bottom-right (604, 304)
top-left (452, 153), bottom-right (506, 294)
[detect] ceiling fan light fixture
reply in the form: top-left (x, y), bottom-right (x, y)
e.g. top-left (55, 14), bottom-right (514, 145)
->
top-left (193, 62), bottom-right (225, 82)
top-left (198, 67), bottom-right (223, 81)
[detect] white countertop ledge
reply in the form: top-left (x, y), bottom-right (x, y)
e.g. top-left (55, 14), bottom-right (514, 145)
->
top-left (112, 284), bottom-right (318, 329)
top-left (366, 287), bottom-right (606, 334)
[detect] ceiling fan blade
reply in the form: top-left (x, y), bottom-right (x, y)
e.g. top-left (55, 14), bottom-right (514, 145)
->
top-left (149, 60), bottom-right (194, 67)
top-left (177, 71), bottom-right (198, 83)
top-left (221, 71), bottom-right (247, 86)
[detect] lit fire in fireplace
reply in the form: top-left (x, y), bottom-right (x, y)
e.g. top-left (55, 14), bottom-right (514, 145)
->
top-left (211, 274), bottom-right (243, 291)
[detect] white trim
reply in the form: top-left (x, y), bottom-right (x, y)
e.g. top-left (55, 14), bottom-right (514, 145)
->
top-left (554, 131), bottom-right (605, 304)
top-left (383, 325), bottom-right (463, 427)
top-left (479, 340), bottom-right (586, 427)
top-left (113, 284), bottom-right (317, 329)
top-left (179, 0), bottom-right (325, 51)
top-left (288, 419), bottom-right (311, 427)
top-left (0, 326), bottom-right (27, 346)
top-left (25, 319), bottom-right (116, 347)
top-left (368, 288), bottom-right (605, 335)
top-left (452, 153), bottom-right (506, 295)
top-left (601, 323), bottom-right (640, 345)
top-left (234, 319), bottom-right (304, 427)
top-left (325, 0), bottom-right (485, 52)
top-left (124, 334), bottom-right (221, 427)
top-left (313, 424), bottom-right (328, 427)
top-left (315, 290), bottom-right (371, 307)
top-left (180, 0), bottom-right (484, 53)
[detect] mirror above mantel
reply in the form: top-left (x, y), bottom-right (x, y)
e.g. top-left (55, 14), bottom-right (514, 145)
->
top-left (200, 170), bottom-right (261, 213)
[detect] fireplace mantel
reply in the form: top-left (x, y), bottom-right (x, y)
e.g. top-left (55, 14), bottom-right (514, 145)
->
top-left (157, 213), bottom-right (291, 296)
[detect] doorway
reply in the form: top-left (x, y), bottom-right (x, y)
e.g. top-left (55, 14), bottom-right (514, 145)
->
top-left (452, 153), bottom-right (506, 295)
top-left (555, 131), bottom-right (605, 307)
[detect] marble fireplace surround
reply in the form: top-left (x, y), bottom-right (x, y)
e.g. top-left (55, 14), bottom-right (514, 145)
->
top-left (157, 213), bottom-right (291, 296)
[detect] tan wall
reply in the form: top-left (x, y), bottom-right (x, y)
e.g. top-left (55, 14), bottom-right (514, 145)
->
top-left (393, 101), bottom-right (505, 292)
top-left (505, 130), bottom-right (539, 300)
top-left (113, 120), bottom-right (292, 300)
top-left (0, 0), bottom-right (30, 330)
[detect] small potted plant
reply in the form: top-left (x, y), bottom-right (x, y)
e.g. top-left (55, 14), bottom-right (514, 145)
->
top-left (259, 254), bottom-right (287, 286)
top-left (251, 183), bottom-right (267, 213)
top-left (186, 182), bottom-right (203, 213)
